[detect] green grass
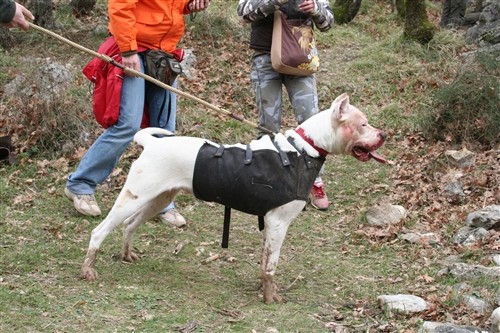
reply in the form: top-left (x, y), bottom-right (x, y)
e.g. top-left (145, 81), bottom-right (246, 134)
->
top-left (0, 152), bottom-right (396, 332)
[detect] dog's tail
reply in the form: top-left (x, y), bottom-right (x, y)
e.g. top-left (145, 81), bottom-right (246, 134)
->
top-left (134, 127), bottom-right (174, 147)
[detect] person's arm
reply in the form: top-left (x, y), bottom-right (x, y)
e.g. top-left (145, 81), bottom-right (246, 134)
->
top-left (108, 0), bottom-right (138, 56)
top-left (108, 0), bottom-right (140, 73)
top-left (301, 0), bottom-right (334, 32)
top-left (1, 0), bottom-right (33, 30)
top-left (237, 0), bottom-right (288, 23)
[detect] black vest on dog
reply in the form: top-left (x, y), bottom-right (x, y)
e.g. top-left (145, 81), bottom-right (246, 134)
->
top-left (192, 140), bottom-right (325, 216)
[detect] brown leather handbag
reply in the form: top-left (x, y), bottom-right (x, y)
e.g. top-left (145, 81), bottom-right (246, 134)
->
top-left (271, 10), bottom-right (320, 76)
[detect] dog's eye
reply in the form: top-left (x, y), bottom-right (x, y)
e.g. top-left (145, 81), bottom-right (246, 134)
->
top-left (362, 123), bottom-right (367, 127)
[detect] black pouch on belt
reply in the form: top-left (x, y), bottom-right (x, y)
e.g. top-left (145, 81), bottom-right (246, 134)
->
top-left (142, 49), bottom-right (183, 85)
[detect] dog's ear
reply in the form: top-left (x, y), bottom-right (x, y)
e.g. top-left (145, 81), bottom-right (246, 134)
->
top-left (331, 93), bottom-right (350, 121)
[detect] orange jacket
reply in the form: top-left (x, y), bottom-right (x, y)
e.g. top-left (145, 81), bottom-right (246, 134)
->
top-left (108, 0), bottom-right (191, 54)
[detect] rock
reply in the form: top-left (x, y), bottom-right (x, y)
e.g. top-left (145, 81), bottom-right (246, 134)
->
top-left (453, 226), bottom-right (489, 245)
top-left (443, 181), bottom-right (466, 203)
top-left (492, 307), bottom-right (500, 333)
top-left (493, 255), bottom-right (500, 266)
top-left (365, 203), bottom-right (406, 226)
top-left (378, 294), bottom-right (428, 314)
top-left (180, 49), bottom-right (197, 80)
top-left (449, 263), bottom-right (500, 279)
top-left (441, 255), bottom-right (462, 265)
top-left (420, 321), bottom-right (490, 333)
top-left (466, 205), bottom-right (500, 230)
top-left (436, 325), bottom-right (491, 333)
top-left (400, 232), bottom-right (421, 243)
top-left (400, 232), bottom-right (440, 244)
top-left (445, 148), bottom-right (476, 167)
top-left (453, 282), bottom-right (471, 295)
top-left (4, 59), bottom-right (74, 103)
top-left (92, 24), bottom-right (108, 37)
top-left (466, 0), bottom-right (500, 46)
top-left (462, 294), bottom-right (487, 314)
top-left (420, 321), bottom-right (443, 332)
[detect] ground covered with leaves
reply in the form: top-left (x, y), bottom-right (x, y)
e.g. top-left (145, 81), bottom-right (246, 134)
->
top-left (1, 0), bottom-right (499, 332)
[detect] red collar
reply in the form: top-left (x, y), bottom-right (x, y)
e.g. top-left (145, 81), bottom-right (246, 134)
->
top-left (295, 128), bottom-right (329, 158)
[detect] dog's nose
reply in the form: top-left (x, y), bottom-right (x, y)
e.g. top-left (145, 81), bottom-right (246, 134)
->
top-left (379, 131), bottom-right (387, 141)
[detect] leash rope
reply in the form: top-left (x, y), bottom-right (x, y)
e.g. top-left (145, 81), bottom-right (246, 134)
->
top-left (27, 22), bottom-right (275, 136)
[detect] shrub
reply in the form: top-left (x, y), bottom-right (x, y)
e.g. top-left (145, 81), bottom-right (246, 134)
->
top-left (0, 58), bottom-right (97, 158)
top-left (420, 49), bottom-right (500, 147)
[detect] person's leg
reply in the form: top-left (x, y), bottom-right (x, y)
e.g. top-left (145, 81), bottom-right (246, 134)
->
top-left (66, 59), bottom-right (146, 215)
top-left (283, 74), bottom-right (318, 125)
top-left (146, 79), bottom-right (186, 226)
top-left (440, 0), bottom-right (452, 27)
top-left (146, 80), bottom-right (176, 132)
top-left (284, 74), bottom-right (329, 210)
top-left (441, 0), bottom-right (466, 27)
top-left (250, 53), bottom-right (284, 135)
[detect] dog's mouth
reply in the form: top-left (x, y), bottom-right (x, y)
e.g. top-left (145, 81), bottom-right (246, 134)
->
top-left (352, 146), bottom-right (387, 163)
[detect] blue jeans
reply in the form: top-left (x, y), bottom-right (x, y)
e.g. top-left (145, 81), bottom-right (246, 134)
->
top-left (67, 56), bottom-right (177, 211)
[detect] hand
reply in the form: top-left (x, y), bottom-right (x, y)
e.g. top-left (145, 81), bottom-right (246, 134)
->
top-left (188, 0), bottom-right (210, 13)
top-left (6, 2), bottom-right (34, 31)
top-left (298, 0), bottom-right (316, 14)
top-left (122, 54), bottom-right (141, 76)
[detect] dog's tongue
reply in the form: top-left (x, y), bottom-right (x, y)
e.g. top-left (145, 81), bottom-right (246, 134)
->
top-left (369, 151), bottom-right (387, 164)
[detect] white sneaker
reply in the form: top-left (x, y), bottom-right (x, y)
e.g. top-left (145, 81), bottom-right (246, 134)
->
top-left (159, 209), bottom-right (187, 227)
top-left (64, 187), bottom-right (102, 216)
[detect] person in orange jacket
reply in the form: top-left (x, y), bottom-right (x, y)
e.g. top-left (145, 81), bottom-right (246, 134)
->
top-left (65, 0), bottom-right (211, 227)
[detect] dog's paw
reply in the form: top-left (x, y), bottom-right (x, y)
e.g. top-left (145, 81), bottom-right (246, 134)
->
top-left (81, 267), bottom-right (99, 281)
top-left (122, 251), bottom-right (140, 263)
top-left (261, 277), bottom-right (284, 304)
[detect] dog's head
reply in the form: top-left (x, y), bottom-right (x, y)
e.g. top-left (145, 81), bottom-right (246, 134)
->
top-left (329, 93), bottom-right (386, 163)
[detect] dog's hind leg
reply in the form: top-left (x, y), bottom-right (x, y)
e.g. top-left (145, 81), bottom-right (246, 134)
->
top-left (81, 210), bottom-right (127, 281)
top-left (260, 200), bottom-right (306, 303)
top-left (122, 190), bottom-right (179, 262)
top-left (81, 186), bottom-right (174, 281)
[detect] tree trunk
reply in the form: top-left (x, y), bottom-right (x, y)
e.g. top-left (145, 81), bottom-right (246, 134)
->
top-left (0, 27), bottom-right (15, 49)
top-left (404, 0), bottom-right (435, 44)
top-left (70, 0), bottom-right (96, 17)
top-left (33, 0), bottom-right (55, 28)
top-left (332, 0), bottom-right (362, 24)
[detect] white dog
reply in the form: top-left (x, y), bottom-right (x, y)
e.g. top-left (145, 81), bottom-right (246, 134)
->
top-left (81, 93), bottom-right (386, 303)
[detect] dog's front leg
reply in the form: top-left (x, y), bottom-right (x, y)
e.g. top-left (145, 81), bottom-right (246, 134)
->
top-left (260, 201), bottom-right (306, 303)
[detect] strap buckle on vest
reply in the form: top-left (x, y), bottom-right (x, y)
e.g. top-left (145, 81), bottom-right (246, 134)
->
top-left (244, 145), bottom-right (253, 164)
top-left (214, 144), bottom-right (225, 157)
top-left (272, 141), bottom-right (290, 166)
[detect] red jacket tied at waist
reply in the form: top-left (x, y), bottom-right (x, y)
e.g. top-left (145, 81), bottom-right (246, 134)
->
top-left (82, 36), bottom-right (149, 129)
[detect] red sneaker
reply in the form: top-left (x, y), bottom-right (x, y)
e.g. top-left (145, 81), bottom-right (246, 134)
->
top-left (310, 181), bottom-right (329, 210)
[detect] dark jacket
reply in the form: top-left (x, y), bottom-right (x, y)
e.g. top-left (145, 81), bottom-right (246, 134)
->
top-left (237, 0), bottom-right (334, 52)
top-left (0, 0), bottom-right (16, 24)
